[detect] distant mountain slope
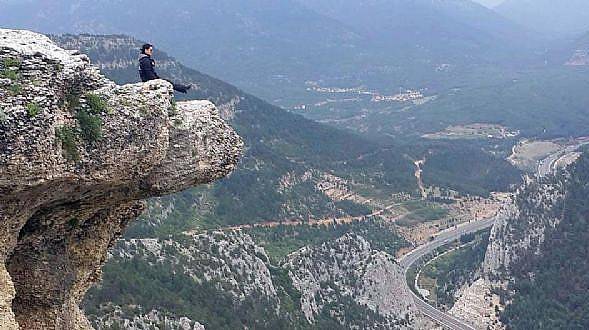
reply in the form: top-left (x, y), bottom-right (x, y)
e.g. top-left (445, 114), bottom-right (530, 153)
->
top-left (52, 34), bottom-right (416, 231)
top-left (578, 31), bottom-right (589, 44)
top-left (296, 0), bottom-right (534, 60)
top-left (496, 0), bottom-right (589, 34)
top-left (1, 0), bottom-right (539, 104)
top-left (565, 31), bottom-right (589, 66)
top-left (472, 0), bottom-right (504, 8)
top-left (0, 0), bottom-right (364, 98)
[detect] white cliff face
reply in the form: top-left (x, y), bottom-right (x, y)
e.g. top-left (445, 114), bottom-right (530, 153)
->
top-left (95, 230), bottom-right (426, 329)
top-left (357, 251), bottom-right (416, 319)
top-left (113, 231), bottom-right (279, 303)
top-left (0, 29), bottom-right (242, 329)
top-left (451, 172), bottom-right (570, 330)
top-left (481, 201), bottom-right (519, 277)
top-left (483, 177), bottom-right (566, 279)
top-left (282, 234), bottom-right (422, 329)
top-left (449, 278), bottom-right (504, 330)
top-left (93, 307), bottom-right (206, 330)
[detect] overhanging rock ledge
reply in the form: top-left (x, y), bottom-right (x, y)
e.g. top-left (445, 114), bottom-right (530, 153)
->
top-left (0, 29), bottom-right (243, 329)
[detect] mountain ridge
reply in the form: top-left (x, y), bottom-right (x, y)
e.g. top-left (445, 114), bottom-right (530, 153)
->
top-left (51, 33), bottom-right (418, 232)
top-left (0, 0), bottom-right (541, 103)
top-left (496, 0), bottom-right (589, 34)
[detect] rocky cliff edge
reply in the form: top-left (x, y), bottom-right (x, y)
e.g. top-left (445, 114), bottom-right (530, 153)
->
top-left (0, 29), bottom-right (242, 329)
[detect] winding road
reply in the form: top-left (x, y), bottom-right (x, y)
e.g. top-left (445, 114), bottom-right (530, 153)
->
top-left (398, 217), bottom-right (497, 330)
top-left (537, 140), bottom-right (589, 177)
top-left (399, 138), bottom-right (589, 329)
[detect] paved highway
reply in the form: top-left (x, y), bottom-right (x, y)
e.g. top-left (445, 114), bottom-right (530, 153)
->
top-left (398, 140), bottom-right (589, 329)
top-left (398, 217), bottom-right (497, 330)
top-left (537, 140), bottom-right (589, 177)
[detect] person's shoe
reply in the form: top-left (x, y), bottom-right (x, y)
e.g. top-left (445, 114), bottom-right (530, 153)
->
top-left (178, 84), bottom-right (191, 94)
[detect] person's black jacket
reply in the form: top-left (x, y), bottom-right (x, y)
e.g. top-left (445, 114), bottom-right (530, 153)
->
top-left (139, 54), bottom-right (159, 82)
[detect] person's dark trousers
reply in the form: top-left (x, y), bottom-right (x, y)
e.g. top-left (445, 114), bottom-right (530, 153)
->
top-left (172, 82), bottom-right (191, 94)
top-left (163, 79), bottom-right (190, 93)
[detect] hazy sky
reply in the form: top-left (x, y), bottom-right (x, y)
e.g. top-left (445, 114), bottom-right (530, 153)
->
top-left (473, 0), bottom-right (504, 8)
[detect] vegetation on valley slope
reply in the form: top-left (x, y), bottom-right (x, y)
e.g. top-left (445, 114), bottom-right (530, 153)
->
top-left (501, 152), bottom-right (589, 329)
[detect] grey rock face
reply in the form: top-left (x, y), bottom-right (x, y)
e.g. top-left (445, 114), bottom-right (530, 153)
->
top-left (483, 176), bottom-right (566, 279)
top-left (282, 234), bottom-right (422, 329)
top-left (449, 173), bottom-right (570, 330)
top-left (113, 232), bottom-right (278, 302)
top-left (93, 306), bottom-right (206, 330)
top-left (93, 230), bottom-right (426, 329)
top-left (91, 231), bottom-right (280, 329)
top-left (0, 29), bottom-right (242, 329)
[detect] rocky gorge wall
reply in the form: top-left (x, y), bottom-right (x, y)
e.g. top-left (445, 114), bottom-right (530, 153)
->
top-left (90, 231), bottom-right (424, 329)
top-left (483, 175), bottom-right (567, 280)
top-left (449, 171), bottom-right (570, 329)
top-left (282, 234), bottom-right (423, 329)
top-left (0, 29), bottom-right (242, 329)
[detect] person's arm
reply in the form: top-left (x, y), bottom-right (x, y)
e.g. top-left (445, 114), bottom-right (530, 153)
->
top-left (140, 57), bottom-right (159, 81)
top-left (151, 59), bottom-right (160, 79)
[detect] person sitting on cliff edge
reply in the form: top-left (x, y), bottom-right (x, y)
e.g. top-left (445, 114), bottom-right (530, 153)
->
top-left (139, 43), bottom-right (192, 94)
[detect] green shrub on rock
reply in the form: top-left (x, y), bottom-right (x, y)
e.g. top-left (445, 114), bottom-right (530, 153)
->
top-left (65, 93), bottom-right (110, 144)
top-left (2, 57), bottom-right (21, 69)
top-left (0, 58), bottom-right (21, 81)
top-left (1, 69), bottom-right (18, 81)
top-left (77, 110), bottom-right (103, 142)
top-left (26, 102), bottom-right (41, 117)
top-left (55, 125), bottom-right (80, 162)
top-left (169, 99), bottom-right (177, 115)
top-left (85, 93), bottom-right (108, 114)
top-left (66, 92), bottom-right (81, 111)
top-left (8, 83), bottom-right (21, 95)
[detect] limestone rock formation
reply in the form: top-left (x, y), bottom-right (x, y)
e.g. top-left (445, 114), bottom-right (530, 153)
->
top-left (282, 234), bottom-right (422, 329)
top-left (0, 29), bottom-right (242, 329)
top-left (451, 172), bottom-right (569, 329)
top-left (483, 177), bottom-right (566, 278)
top-left (449, 278), bottom-right (504, 330)
top-left (89, 231), bottom-right (281, 329)
top-left (92, 230), bottom-right (425, 329)
top-left (113, 232), bottom-right (279, 303)
top-left (93, 307), bottom-right (206, 330)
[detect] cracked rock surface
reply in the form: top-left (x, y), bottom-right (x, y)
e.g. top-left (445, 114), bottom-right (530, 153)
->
top-left (283, 234), bottom-right (424, 329)
top-left (0, 29), bottom-right (242, 329)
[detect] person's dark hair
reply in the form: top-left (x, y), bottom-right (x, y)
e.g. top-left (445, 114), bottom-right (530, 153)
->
top-left (141, 43), bottom-right (153, 54)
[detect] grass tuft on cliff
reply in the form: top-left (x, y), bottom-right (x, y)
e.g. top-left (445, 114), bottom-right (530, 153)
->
top-left (55, 125), bottom-right (80, 161)
top-left (86, 93), bottom-right (108, 114)
top-left (26, 102), bottom-right (41, 117)
top-left (76, 110), bottom-right (103, 142)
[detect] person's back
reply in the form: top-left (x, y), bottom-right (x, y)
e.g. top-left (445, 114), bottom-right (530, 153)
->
top-left (138, 43), bottom-right (191, 93)
top-left (139, 51), bottom-right (158, 82)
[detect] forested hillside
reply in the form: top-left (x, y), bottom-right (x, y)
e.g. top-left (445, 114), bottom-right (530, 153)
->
top-left (501, 152), bottom-right (589, 328)
top-left (53, 34), bottom-right (417, 231)
top-left (84, 222), bottom-right (419, 329)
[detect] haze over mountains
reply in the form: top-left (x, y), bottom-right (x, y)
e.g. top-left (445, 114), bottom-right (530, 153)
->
top-left (0, 0), bottom-right (362, 95)
top-left (0, 0), bottom-right (545, 102)
top-left (2, 0), bottom-right (589, 190)
top-left (296, 0), bottom-right (532, 49)
top-left (472, 0), bottom-right (504, 8)
top-left (497, 0), bottom-right (589, 34)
